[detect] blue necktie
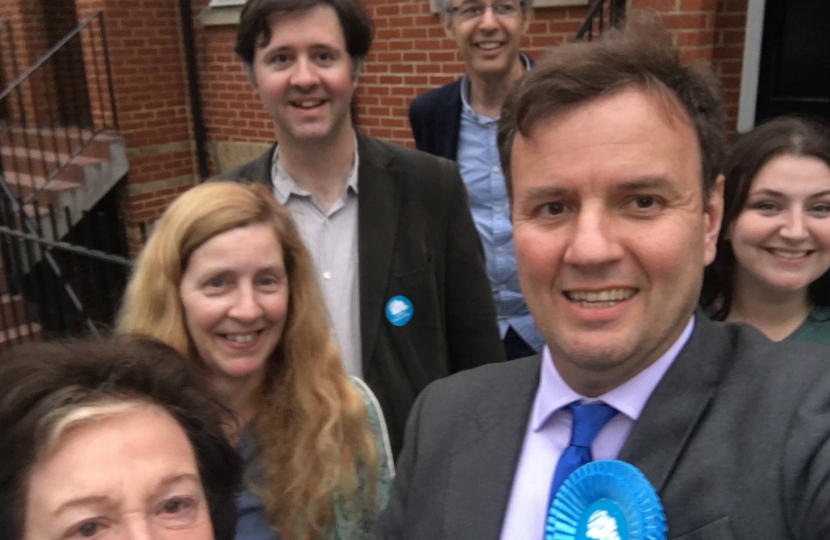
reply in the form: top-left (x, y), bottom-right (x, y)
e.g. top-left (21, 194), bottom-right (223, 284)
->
top-left (547, 402), bottom-right (618, 504)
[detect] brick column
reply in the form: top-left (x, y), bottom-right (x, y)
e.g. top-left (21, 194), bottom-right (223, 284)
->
top-left (357, 0), bottom-right (594, 147)
top-left (631, 0), bottom-right (748, 136)
top-left (75, 0), bottom-right (199, 253)
top-left (713, 0), bottom-right (747, 135)
top-left (0, 0), bottom-right (53, 125)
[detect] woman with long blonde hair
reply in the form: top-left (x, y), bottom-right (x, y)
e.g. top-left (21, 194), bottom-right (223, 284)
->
top-left (118, 181), bottom-right (393, 540)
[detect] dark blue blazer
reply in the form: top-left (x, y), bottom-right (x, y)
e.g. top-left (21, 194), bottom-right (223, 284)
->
top-left (408, 56), bottom-right (534, 161)
top-left (408, 79), bottom-right (464, 161)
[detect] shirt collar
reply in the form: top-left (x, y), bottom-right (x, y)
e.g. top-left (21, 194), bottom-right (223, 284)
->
top-left (270, 138), bottom-right (360, 205)
top-left (460, 52), bottom-right (532, 117)
top-left (532, 316), bottom-right (696, 431)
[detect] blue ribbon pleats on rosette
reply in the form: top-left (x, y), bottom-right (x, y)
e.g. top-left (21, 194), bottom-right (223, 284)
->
top-left (544, 460), bottom-right (666, 540)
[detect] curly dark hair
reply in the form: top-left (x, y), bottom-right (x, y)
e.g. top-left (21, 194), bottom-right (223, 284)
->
top-left (0, 337), bottom-right (242, 540)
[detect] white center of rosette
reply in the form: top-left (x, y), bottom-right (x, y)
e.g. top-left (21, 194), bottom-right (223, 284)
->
top-left (586, 509), bottom-right (622, 540)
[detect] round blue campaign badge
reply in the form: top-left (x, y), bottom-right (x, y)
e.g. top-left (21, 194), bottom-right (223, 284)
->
top-left (545, 460), bottom-right (666, 540)
top-left (385, 295), bottom-right (413, 327)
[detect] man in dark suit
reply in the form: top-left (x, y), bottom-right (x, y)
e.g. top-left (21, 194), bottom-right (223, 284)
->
top-left (221, 0), bottom-right (504, 456)
top-left (408, 0), bottom-right (541, 360)
top-left (374, 18), bottom-right (830, 540)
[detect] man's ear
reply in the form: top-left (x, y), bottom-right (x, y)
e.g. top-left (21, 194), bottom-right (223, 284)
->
top-left (520, 7), bottom-right (533, 33)
top-left (703, 174), bottom-right (725, 266)
top-left (441, 12), bottom-right (455, 40)
top-left (246, 64), bottom-right (258, 89)
top-left (351, 58), bottom-right (363, 82)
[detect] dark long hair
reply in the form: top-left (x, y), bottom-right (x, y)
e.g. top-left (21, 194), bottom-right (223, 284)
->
top-left (701, 116), bottom-right (830, 320)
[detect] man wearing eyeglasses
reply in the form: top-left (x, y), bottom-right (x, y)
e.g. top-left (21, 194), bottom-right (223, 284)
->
top-left (408, 0), bottom-right (542, 361)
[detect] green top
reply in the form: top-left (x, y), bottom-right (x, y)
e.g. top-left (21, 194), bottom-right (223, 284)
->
top-left (234, 377), bottom-right (394, 540)
top-left (785, 306), bottom-right (830, 347)
top-left (339, 376), bottom-right (395, 540)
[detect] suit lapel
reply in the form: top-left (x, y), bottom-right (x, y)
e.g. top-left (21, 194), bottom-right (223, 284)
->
top-left (618, 316), bottom-right (730, 493)
top-left (442, 80), bottom-right (463, 160)
top-left (249, 144), bottom-right (275, 188)
top-left (444, 357), bottom-right (542, 540)
top-left (356, 134), bottom-right (401, 372)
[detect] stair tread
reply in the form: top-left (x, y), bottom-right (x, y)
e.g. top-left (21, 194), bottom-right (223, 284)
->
top-left (0, 322), bottom-right (41, 343)
top-left (0, 171), bottom-right (81, 191)
top-left (0, 145), bottom-right (103, 165)
top-left (0, 126), bottom-right (121, 142)
top-left (22, 203), bottom-right (51, 217)
top-left (0, 293), bottom-right (24, 304)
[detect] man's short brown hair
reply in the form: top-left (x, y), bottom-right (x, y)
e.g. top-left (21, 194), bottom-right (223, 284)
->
top-left (497, 13), bottom-right (725, 201)
top-left (235, 0), bottom-right (373, 67)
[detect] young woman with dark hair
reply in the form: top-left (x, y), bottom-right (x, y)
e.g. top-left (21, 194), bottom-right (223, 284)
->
top-left (702, 116), bottom-right (830, 344)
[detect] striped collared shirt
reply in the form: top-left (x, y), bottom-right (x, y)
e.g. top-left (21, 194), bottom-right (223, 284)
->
top-left (271, 144), bottom-right (362, 377)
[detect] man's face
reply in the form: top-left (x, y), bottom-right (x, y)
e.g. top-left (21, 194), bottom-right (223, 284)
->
top-left (510, 87), bottom-right (723, 396)
top-left (443, 0), bottom-right (530, 79)
top-left (250, 6), bottom-right (357, 146)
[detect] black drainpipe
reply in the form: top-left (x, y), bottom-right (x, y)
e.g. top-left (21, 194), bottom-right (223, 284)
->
top-left (179, 0), bottom-right (210, 180)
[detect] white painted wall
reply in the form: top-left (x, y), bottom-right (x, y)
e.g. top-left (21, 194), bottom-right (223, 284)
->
top-left (736, 0), bottom-right (766, 133)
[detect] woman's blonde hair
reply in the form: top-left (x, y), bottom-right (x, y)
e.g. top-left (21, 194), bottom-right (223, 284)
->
top-left (117, 181), bottom-right (377, 540)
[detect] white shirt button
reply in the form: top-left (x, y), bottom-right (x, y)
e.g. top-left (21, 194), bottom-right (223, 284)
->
top-left (495, 206), bottom-right (502, 214)
top-left (323, 271), bottom-right (332, 279)
top-left (496, 247), bottom-right (503, 254)
top-left (492, 166), bottom-right (500, 173)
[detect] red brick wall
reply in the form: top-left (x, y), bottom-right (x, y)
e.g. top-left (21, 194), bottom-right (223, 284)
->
top-left (193, 0), bottom-right (748, 160)
top-left (356, 2), bottom-right (592, 147)
top-left (191, 0), bottom-right (591, 153)
top-left (630, 0), bottom-right (747, 136)
top-left (76, 1), bottom-right (194, 151)
top-left (195, 23), bottom-right (274, 139)
top-left (75, 0), bottom-right (198, 245)
top-left (713, 0), bottom-right (746, 135)
top-left (0, 0), bottom-right (750, 237)
top-left (0, 0), bottom-right (51, 124)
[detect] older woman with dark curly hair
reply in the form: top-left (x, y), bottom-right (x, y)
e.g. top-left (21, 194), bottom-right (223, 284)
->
top-left (0, 337), bottom-right (242, 540)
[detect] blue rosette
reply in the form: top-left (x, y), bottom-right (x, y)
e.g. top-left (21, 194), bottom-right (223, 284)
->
top-left (544, 460), bottom-right (666, 540)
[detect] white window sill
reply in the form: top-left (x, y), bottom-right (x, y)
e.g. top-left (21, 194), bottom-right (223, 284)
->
top-left (430, 0), bottom-right (588, 13)
top-left (199, 5), bottom-right (243, 27)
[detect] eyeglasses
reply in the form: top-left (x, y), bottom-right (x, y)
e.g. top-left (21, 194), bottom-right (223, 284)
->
top-left (450, 1), bottom-right (525, 21)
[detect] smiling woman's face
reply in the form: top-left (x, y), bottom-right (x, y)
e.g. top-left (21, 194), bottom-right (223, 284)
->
top-left (24, 405), bottom-right (214, 540)
top-left (728, 154), bottom-right (830, 296)
top-left (178, 222), bottom-right (289, 389)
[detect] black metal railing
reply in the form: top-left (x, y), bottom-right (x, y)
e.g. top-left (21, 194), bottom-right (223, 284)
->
top-left (0, 10), bottom-right (118, 205)
top-left (0, 190), bottom-right (143, 350)
top-left (574, 0), bottom-right (627, 42)
top-left (0, 19), bottom-right (16, 124)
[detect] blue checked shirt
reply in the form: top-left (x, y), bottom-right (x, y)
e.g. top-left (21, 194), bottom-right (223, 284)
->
top-left (456, 63), bottom-right (543, 353)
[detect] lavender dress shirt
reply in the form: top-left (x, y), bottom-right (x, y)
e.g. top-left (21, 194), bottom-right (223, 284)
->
top-left (498, 317), bottom-right (695, 540)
